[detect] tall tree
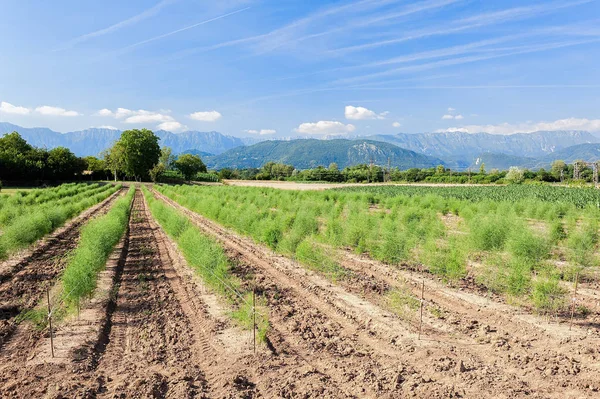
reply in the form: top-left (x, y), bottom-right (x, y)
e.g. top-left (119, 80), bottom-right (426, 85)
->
top-left (159, 146), bottom-right (176, 171)
top-left (118, 129), bottom-right (161, 181)
top-left (175, 154), bottom-right (206, 181)
top-left (102, 142), bottom-right (126, 182)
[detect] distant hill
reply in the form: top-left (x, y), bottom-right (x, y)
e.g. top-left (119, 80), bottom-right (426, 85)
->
top-left (182, 149), bottom-right (215, 157)
top-left (365, 131), bottom-right (599, 164)
top-left (205, 139), bottom-right (444, 170)
top-left (526, 143), bottom-right (600, 169)
top-left (0, 122), bottom-right (252, 156)
top-left (470, 152), bottom-right (536, 171)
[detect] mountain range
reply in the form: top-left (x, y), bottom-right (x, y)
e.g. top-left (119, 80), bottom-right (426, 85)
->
top-left (205, 139), bottom-right (444, 170)
top-left (0, 122), bottom-right (256, 156)
top-left (2, 122), bottom-right (600, 171)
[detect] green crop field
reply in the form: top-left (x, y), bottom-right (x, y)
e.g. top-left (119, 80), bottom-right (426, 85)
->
top-left (156, 184), bottom-right (599, 314)
top-left (0, 183), bottom-right (120, 260)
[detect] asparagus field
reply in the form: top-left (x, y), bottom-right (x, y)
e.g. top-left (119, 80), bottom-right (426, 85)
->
top-left (0, 183), bottom-right (599, 398)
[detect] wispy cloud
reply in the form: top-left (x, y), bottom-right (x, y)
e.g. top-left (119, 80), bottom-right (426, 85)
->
top-left (333, 38), bottom-right (600, 85)
top-left (327, 0), bottom-right (592, 55)
top-left (120, 7), bottom-right (251, 52)
top-left (55, 0), bottom-right (177, 51)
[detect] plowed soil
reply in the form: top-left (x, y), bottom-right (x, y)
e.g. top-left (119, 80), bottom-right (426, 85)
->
top-left (1, 187), bottom-right (598, 398)
top-left (152, 188), bottom-right (600, 398)
top-left (0, 188), bottom-right (123, 349)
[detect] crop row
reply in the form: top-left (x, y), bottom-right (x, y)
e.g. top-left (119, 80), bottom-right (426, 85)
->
top-left (142, 186), bottom-right (269, 340)
top-left (155, 184), bottom-right (599, 314)
top-left (61, 187), bottom-right (135, 306)
top-left (336, 184), bottom-right (600, 209)
top-left (0, 183), bottom-right (99, 209)
top-left (0, 184), bottom-right (120, 260)
top-left (0, 183), bottom-right (114, 228)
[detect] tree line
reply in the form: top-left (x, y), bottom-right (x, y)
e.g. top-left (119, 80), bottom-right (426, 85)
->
top-left (0, 129), bottom-right (208, 184)
top-left (217, 160), bottom-right (593, 185)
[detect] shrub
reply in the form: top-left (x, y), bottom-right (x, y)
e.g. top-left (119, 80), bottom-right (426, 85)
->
top-left (531, 277), bottom-right (566, 314)
top-left (470, 215), bottom-right (511, 251)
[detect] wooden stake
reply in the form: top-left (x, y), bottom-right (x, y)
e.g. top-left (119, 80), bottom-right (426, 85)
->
top-left (569, 271), bottom-right (580, 331)
top-left (418, 280), bottom-right (425, 340)
top-left (47, 289), bottom-right (54, 358)
top-left (252, 287), bottom-right (256, 354)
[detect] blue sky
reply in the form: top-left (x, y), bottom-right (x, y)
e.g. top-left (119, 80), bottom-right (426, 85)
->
top-left (1, 0), bottom-right (599, 138)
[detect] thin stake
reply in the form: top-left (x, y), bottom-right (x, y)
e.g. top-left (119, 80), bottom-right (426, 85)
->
top-left (569, 271), bottom-right (580, 331)
top-left (47, 288), bottom-right (54, 358)
top-left (418, 280), bottom-right (425, 340)
top-left (252, 287), bottom-right (256, 354)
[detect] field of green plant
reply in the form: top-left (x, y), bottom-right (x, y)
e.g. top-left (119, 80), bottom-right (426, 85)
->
top-left (336, 184), bottom-right (600, 208)
top-left (142, 186), bottom-right (269, 340)
top-left (155, 184), bottom-right (600, 314)
top-left (0, 183), bottom-right (120, 260)
top-left (61, 186), bottom-right (135, 308)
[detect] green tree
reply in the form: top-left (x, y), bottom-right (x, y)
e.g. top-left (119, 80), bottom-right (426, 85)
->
top-left (479, 163), bottom-right (486, 175)
top-left (175, 154), bottom-right (206, 181)
top-left (159, 146), bottom-right (176, 171)
top-left (47, 147), bottom-right (84, 179)
top-left (551, 160), bottom-right (567, 181)
top-left (505, 166), bottom-right (525, 184)
top-left (102, 142), bottom-right (126, 182)
top-left (118, 129), bottom-right (161, 181)
top-left (435, 165), bottom-right (445, 175)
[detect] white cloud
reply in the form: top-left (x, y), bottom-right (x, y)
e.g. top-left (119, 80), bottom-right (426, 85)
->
top-left (35, 105), bottom-right (80, 117)
top-left (96, 125), bottom-right (119, 130)
top-left (245, 129), bottom-right (277, 135)
top-left (455, 114), bottom-right (464, 120)
top-left (442, 114), bottom-right (454, 120)
top-left (0, 101), bottom-right (30, 115)
top-left (95, 108), bottom-right (114, 117)
top-left (157, 121), bottom-right (186, 131)
top-left (436, 117), bottom-right (600, 135)
top-left (392, 121), bottom-right (402, 128)
top-left (95, 107), bottom-right (184, 131)
top-left (124, 110), bottom-right (173, 124)
top-left (295, 120), bottom-right (356, 135)
top-left (345, 105), bottom-right (387, 120)
top-left (447, 107), bottom-right (456, 112)
top-left (189, 110), bottom-right (222, 122)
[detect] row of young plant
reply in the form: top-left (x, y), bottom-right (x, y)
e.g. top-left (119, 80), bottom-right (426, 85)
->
top-left (155, 184), bottom-right (599, 315)
top-left (141, 186), bottom-right (269, 341)
top-left (336, 184), bottom-right (600, 210)
top-left (0, 183), bottom-right (115, 228)
top-left (0, 183), bottom-right (99, 209)
top-left (0, 184), bottom-right (121, 260)
top-left (61, 186), bottom-right (135, 308)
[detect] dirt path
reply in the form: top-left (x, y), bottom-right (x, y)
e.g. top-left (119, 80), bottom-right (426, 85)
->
top-left (154, 188), bottom-right (566, 398)
top-left (0, 188), bottom-right (123, 349)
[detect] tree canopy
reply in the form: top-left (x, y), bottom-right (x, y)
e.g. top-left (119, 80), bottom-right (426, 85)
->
top-left (175, 153), bottom-right (207, 180)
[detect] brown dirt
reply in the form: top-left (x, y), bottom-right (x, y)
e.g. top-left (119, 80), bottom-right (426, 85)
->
top-left (2, 186), bottom-right (598, 398)
top-left (154, 188), bottom-right (599, 398)
top-left (0, 188), bottom-right (124, 349)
